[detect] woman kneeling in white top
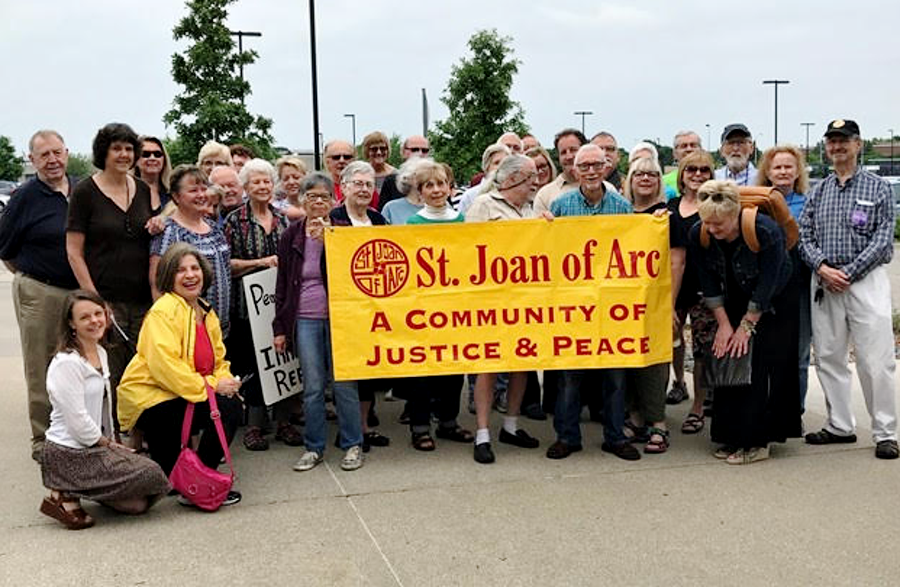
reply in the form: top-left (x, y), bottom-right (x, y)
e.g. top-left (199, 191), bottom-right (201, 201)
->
top-left (39, 290), bottom-right (170, 530)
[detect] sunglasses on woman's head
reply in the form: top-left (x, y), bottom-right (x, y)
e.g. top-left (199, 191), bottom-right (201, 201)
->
top-left (698, 192), bottom-right (726, 202)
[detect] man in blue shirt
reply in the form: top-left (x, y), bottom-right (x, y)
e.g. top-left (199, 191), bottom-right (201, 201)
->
top-left (799, 119), bottom-right (898, 459)
top-left (0, 130), bottom-right (77, 462)
top-left (547, 145), bottom-right (640, 461)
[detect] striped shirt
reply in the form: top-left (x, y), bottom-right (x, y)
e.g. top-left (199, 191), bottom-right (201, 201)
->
top-left (714, 162), bottom-right (757, 186)
top-left (550, 187), bottom-right (633, 217)
top-left (798, 168), bottom-right (895, 282)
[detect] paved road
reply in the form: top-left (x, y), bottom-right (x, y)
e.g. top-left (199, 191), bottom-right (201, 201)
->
top-left (2, 266), bottom-right (900, 586)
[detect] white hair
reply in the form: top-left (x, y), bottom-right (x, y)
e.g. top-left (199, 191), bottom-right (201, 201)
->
top-left (238, 158), bottom-right (276, 186)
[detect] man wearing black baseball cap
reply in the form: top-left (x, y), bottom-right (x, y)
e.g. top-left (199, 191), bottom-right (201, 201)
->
top-left (715, 123), bottom-right (757, 185)
top-left (798, 119), bottom-right (898, 460)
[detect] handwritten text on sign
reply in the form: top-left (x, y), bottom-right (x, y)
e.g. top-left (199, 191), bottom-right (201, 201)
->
top-left (326, 215), bottom-right (672, 380)
top-left (242, 268), bottom-right (302, 405)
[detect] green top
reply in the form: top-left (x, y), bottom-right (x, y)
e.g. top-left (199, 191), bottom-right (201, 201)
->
top-left (406, 212), bottom-right (464, 224)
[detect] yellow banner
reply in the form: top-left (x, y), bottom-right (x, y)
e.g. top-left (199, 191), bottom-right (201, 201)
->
top-left (325, 215), bottom-right (672, 380)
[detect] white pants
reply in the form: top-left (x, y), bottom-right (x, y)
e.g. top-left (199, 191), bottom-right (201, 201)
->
top-left (811, 265), bottom-right (897, 442)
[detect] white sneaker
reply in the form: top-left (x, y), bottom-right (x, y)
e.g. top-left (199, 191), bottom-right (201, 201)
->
top-left (340, 445), bottom-right (363, 471)
top-left (293, 450), bottom-right (323, 472)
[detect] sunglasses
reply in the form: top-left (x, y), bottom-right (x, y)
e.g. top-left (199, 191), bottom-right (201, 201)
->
top-left (407, 147), bottom-right (430, 154)
top-left (368, 146), bottom-right (388, 153)
top-left (698, 192), bottom-right (727, 202)
top-left (329, 154), bottom-right (354, 161)
top-left (141, 150), bottom-right (164, 159)
top-left (685, 166), bottom-right (711, 174)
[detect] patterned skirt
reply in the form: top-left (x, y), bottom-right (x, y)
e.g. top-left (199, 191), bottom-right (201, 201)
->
top-left (41, 441), bottom-right (171, 502)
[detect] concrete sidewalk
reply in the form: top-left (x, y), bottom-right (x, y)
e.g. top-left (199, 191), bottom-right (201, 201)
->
top-left (2, 268), bottom-right (899, 587)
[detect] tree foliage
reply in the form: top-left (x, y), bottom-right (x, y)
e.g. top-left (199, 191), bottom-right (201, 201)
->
top-left (163, 0), bottom-right (274, 164)
top-left (66, 153), bottom-right (95, 180)
top-left (430, 29), bottom-right (528, 182)
top-left (0, 136), bottom-right (24, 181)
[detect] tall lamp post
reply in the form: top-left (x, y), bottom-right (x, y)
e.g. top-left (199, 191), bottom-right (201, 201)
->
top-left (344, 113), bottom-right (356, 147)
top-left (574, 111), bottom-right (593, 135)
top-left (800, 122), bottom-right (815, 160)
top-left (308, 0), bottom-right (321, 170)
top-left (890, 128), bottom-right (895, 175)
top-left (705, 123), bottom-right (711, 149)
top-left (762, 79), bottom-right (789, 144)
top-left (229, 30), bottom-right (262, 106)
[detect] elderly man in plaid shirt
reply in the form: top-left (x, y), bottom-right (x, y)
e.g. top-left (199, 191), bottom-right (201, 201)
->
top-left (799, 119), bottom-right (898, 460)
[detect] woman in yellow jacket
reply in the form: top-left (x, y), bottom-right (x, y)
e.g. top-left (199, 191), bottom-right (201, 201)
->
top-left (118, 242), bottom-right (243, 505)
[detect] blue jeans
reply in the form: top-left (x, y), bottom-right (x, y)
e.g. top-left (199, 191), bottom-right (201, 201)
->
top-left (295, 318), bottom-right (361, 453)
top-left (554, 369), bottom-right (626, 446)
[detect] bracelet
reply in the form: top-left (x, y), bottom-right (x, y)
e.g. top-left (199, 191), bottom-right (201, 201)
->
top-left (739, 318), bottom-right (757, 335)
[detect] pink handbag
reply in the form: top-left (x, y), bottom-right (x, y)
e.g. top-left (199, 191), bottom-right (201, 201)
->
top-left (168, 383), bottom-right (235, 511)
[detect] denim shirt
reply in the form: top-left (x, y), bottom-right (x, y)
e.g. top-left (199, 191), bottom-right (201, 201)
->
top-left (688, 211), bottom-right (791, 314)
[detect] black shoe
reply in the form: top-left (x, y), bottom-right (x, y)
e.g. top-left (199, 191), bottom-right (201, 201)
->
top-left (545, 440), bottom-right (582, 459)
top-left (875, 439), bottom-right (899, 459)
top-left (498, 428), bottom-right (540, 449)
top-left (804, 429), bottom-right (857, 445)
top-left (601, 441), bottom-right (641, 461)
top-left (364, 431), bottom-right (390, 448)
top-left (521, 403), bottom-right (548, 421)
top-left (666, 381), bottom-right (689, 405)
top-left (473, 442), bottom-right (495, 464)
top-left (222, 490), bottom-right (242, 506)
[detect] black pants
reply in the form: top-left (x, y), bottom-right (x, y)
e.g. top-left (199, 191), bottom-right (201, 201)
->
top-left (396, 374), bottom-right (463, 432)
top-left (137, 395), bottom-right (242, 476)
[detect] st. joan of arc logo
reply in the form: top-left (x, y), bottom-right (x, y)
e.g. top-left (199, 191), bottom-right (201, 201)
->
top-left (350, 239), bottom-right (410, 297)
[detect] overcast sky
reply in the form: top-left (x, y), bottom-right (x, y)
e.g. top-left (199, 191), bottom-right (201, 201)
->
top-left (2, 0), bottom-right (898, 157)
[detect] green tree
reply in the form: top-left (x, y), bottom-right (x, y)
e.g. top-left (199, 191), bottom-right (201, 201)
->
top-left (66, 153), bottom-right (95, 179)
top-left (430, 29), bottom-right (528, 182)
top-left (0, 136), bottom-right (24, 181)
top-left (163, 0), bottom-right (274, 164)
top-left (387, 134), bottom-right (404, 169)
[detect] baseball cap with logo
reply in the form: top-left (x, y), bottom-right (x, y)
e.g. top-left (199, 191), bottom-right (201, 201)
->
top-left (824, 119), bottom-right (860, 138)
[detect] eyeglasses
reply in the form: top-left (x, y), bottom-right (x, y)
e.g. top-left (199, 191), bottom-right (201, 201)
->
top-left (141, 150), bottom-right (164, 159)
top-left (407, 147), bottom-right (430, 154)
top-left (329, 154), bottom-right (354, 161)
top-left (685, 166), bottom-right (712, 175)
top-left (304, 192), bottom-right (332, 202)
top-left (633, 171), bottom-right (660, 179)
top-left (344, 179), bottom-right (375, 191)
top-left (725, 138), bottom-right (751, 147)
top-left (576, 161), bottom-right (606, 172)
top-left (368, 146), bottom-right (388, 154)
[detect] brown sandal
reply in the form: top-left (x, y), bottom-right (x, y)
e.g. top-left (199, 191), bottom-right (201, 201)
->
top-left (40, 496), bottom-right (94, 530)
top-left (411, 432), bottom-right (436, 451)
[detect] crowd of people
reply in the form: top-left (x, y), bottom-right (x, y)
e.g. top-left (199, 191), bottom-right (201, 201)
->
top-left (1, 117), bottom-right (896, 530)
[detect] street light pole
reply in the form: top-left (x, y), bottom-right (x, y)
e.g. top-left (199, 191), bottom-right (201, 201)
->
top-left (574, 111), bottom-right (593, 135)
top-left (801, 122), bottom-right (815, 160)
top-left (308, 0), bottom-right (321, 170)
top-left (890, 129), bottom-right (895, 175)
top-left (762, 79), bottom-right (790, 144)
top-left (705, 123), bottom-right (711, 149)
top-left (229, 30), bottom-right (262, 106)
top-left (344, 114), bottom-right (356, 147)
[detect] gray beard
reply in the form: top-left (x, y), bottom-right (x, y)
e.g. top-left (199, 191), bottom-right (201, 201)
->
top-left (726, 155), bottom-right (749, 173)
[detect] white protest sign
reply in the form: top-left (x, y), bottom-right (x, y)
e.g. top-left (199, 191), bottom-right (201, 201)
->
top-left (242, 268), bottom-right (302, 405)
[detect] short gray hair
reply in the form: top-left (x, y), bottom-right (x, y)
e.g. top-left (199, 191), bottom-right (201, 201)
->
top-left (29, 129), bottom-right (65, 153)
top-left (673, 130), bottom-right (701, 148)
top-left (396, 157), bottom-right (429, 196)
top-left (481, 143), bottom-right (511, 172)
top-left (487, 154), bottom-right (531, 191)
top-left (299, 172), bottom-right (335, 202)
top-left (340, 161), bottom-right (375, 184)
top-left (238, 158), bottom-right (276, 187)
top-left (628, 141), bottom-right (660, 165)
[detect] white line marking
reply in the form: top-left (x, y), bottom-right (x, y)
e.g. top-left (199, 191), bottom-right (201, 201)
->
top-left (326, 462), bottom-right (405, 587)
